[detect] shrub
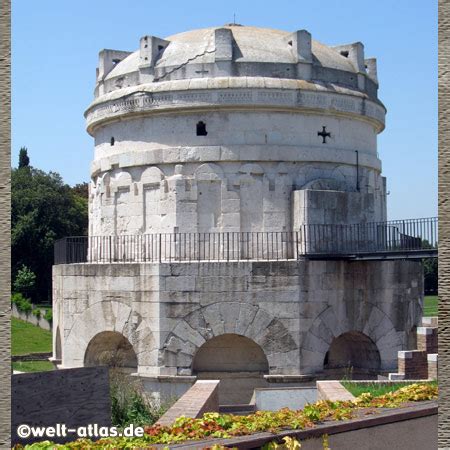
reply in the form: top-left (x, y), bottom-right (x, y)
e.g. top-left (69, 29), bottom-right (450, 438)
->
top-left (13, 265), bottom-right (36, 296)
top-left (110, 368), bottom-right (169, 428)
top-left (32, 308), bottom-right (41, 319)
top-left (11, 292), bottom-right (32, 314)
top-left (44, 308), bottom-right (52, 322)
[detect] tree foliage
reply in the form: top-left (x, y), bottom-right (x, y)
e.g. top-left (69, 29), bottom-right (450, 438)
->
top-left (18, 147), bottom-right (30, 168)
top-left (13, 264), bottom-right (36, 295)
top-left (423, 257), bottom-right (438, 295)
top-left (12, 158), bottom-right (88, 303)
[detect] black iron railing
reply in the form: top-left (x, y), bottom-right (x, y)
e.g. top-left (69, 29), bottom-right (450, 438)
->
top-left (54, 217), bottom-right (438, 264)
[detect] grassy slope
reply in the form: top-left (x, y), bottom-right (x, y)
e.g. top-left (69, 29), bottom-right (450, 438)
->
top-left (423, 295), bottom-right (438, 317)
top-left (12, 360), bottom-right (54, 372)
top-left (11, 317), bottom-right (52, 356)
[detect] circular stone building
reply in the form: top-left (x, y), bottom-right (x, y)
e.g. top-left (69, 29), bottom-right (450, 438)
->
top-left (53, 25), bottom-right (423, 404)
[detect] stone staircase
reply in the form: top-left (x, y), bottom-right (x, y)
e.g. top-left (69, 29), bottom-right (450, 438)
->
top-left (388, 316), bottom-right (438, 381)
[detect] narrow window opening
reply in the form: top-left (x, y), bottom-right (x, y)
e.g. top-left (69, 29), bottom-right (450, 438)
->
top-left (112, 58), bottom-right (121, 65)
top-left (196, 121), bottom-right (208, 136)
top-left (110, 137), bottom-right (115, 146)
top-left (288, 40), bottom-right (293, 46)
top-left (158, 45), bottom-right (164, 51)
top-left (340, 51), bottom-right (349, 58)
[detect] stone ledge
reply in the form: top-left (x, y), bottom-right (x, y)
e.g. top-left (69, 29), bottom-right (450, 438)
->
top-left (156, 380), bottom-right (219, 426)
top-left (316, 380), bottom-right (355, 402)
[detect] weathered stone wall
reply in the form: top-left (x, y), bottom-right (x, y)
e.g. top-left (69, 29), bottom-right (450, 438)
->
top-left (53, 259), bottom-right (422, 380)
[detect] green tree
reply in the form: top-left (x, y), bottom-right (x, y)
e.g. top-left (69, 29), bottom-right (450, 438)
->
top-left (18, 147), bottom-right (30, 168)
top-left (13, 264), bottom-right (36, 295)
top-left (12, 155), bottom-right (88, 303)
top-left (423, 258), bottom-right (438, 295)
top-left (72, 182), bottom-right (89, 199)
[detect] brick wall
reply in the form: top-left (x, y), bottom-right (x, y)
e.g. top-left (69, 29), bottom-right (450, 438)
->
top-left (417, 327), bottom-right (438, 354)
top-left (398, 351), bottom-right (428, 379)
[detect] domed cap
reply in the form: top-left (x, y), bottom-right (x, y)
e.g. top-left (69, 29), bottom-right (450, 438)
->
top-left (96, 25), bottom-right (379, 99)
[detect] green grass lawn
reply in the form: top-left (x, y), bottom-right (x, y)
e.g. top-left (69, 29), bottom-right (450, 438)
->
top-left (342, 380), bottom-right (438, 397)
top-left (424, 295), bottom-right (438, 317)
top-left (12, 360), bottom-right (54, 372)
top-left (11, 317), bottom-right (52, 356)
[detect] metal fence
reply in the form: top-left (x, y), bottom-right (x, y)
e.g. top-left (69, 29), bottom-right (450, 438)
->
top-left (54, 217), bottom-right (438, 264)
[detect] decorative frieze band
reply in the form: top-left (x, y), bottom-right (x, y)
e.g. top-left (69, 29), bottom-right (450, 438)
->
top-left (85, 88), bottom-right (386, 133)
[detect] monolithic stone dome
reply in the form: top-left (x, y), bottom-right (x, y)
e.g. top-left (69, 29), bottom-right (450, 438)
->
top-left (86, 25), bottom-right (387, 237)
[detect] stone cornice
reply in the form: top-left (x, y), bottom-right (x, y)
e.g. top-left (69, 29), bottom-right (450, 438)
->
top-left (90, 145), bottom-right (382, 178)
top-left (85, 81), bottom-right (386, 136)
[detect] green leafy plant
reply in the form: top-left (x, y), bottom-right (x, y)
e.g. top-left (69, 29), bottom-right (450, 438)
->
top-left (13, 264), bottom-right (36, 296)
top-left (11, 292), bottom-right (32, 314)
top-left (110, 368), bottom-right (170, 428)
top-left (14, 383), bottom-right (437, 449)
top-left (31, 308), bottom-right (41, 319)
top-left (43, 308), bottom-right (52, 322)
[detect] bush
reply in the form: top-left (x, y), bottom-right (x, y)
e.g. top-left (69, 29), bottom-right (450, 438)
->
top-left (44, 308), bottom-right (52, 322)
top-left (32, 308), bottom-right (41, 319)
top-left (11, 292), bottom-right (32, 314)
top-left (110, 368), bottom-right (169, 428)
top-left (13, 264), bottom-right (36, 296)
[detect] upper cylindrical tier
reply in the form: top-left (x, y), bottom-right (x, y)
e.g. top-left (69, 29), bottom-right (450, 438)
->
top-left (86, 26), bottom-right (387, 237)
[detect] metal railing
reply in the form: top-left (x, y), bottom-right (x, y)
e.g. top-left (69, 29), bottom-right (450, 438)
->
top-left (54, 217), bottom-right (438, 265)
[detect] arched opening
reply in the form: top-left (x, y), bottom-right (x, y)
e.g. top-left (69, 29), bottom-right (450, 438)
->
top-left (324, 331), bottom-right (381, 379)
top-left (192, 334), bottom-right (269, 405)
top-left (55, 326), bottom-right (62, 360)
top-left (84, 331), bottom-right (137, 372)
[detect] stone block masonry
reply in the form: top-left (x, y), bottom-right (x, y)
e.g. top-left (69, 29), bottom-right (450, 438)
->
top-left (53, 258), bottom-right (422, 403)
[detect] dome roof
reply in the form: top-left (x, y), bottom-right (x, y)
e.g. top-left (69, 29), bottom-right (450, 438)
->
top-left (105, 25), bottom-right (359, 81)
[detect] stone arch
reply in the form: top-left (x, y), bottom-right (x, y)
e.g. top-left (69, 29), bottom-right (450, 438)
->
top-left (84, 331), bottom-right (138, 369)
top-left (323, 331), bottom-right (381, 377)
top-left (161, 302), bottom-right (298, 376)
top-left (301, 177), bottom-right (347, 191)
top-left (192, 333), bottom-right (270, 404)
top-left (64, 301), bottom-right (155, 369)
top-left (141, 166), bottom-right (164, 185)
top-left (193, 334), bottom-right (269, 373)
top-left (301, 305), bottom-right (402, 375)
top-left (195, 163), bottom-right (224, 181)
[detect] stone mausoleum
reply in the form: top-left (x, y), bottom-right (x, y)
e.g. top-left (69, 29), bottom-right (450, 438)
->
top-left (52, 25), bottom-right (423, 404)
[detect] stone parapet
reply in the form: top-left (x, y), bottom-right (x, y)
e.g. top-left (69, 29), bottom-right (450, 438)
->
top-left (156, 380), bottom-right (219, 426)
top-left (316, 381), bottom-right (355, 402)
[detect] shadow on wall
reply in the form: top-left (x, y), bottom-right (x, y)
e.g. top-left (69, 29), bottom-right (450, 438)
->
top-left (323, 331), bottom-right (381, 379)
top-left (84, 331), bottom-right (138, 370)
top-left (193, 334), bottom-right (269, 405)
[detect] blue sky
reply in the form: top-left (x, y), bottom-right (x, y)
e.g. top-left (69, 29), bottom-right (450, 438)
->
top-left (12, 0), bottom-right (437, 220)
